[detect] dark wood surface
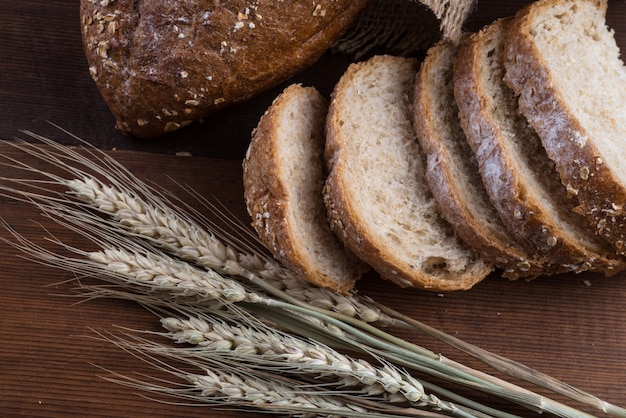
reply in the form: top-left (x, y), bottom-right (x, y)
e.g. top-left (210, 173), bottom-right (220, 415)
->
top-left (1, 1), bottom-right (626, 416)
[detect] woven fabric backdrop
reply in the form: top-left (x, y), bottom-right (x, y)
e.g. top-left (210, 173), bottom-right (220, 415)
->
top-left (333, 0), bottom-right (476, 58)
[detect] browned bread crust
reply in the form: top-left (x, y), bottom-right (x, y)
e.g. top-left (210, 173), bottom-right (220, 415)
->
top-left (503, 0), bottom-right (626, 256)
top-left (80, 0), bottom-right (368, 138)
top-left (414, 38), bottom-right (547, 280)
top-left (243, 84), bottom-right (368, 294)
top-left (455, 16), bottom-right (625, 276)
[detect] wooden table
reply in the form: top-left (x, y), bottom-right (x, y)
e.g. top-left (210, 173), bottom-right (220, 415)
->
top-left (1, 1), bottom-right (625, 416)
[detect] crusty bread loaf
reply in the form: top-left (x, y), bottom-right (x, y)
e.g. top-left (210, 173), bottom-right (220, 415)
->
top-left (413, 38), bottom-right (548, 280)
top-left (504, 0), bottom-right (626, 256)
top-left (454, 16), bottom-right (626, 276)
top-left (80, 0), bottom-right (368, 138)
top-left (243, 84), bottom-right (368, 294)
top-left (324, 55), bottom-right (493, 291)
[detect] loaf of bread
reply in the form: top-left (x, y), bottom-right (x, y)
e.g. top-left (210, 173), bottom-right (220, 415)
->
top-left (454, 16), bottom-right (625, 276)
top-left (243, 0), bottom-right (626, 293)
top-left (243, 84), bottom-right (368, 294)
top-left (504, 0), bottom-right (626, 257)
top-left (80, 0), bottom-right (368, 138)
top-left (324, 55), bottom-right (493, 291)
top-left (413, 37), bottom-right (549, 280)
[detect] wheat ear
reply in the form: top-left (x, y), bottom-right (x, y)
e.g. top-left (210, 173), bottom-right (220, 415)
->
top-left (187, 369), bottom-right (371, 415)
top-left (65, 176), bottom-right (389, 322)
top-left (2, 216), bottom-right (252, 306)
top-left (102, 340), bottom-right (374, 417)
top-left (3, 133), bottom-right (624, 417)
top-left (161, 314), bottom-right (428, 401)
top-left (1, 133), bottom-right (389, 325)
top-left (98, 329), bottom-right (459, 418)
top-left (160, 314), bottom-right (482, 417)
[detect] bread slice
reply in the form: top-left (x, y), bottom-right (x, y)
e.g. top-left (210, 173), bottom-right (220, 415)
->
top-left (454, 16), bottom-right (625, 276)
top-left (324, 55), bottom-right (493, 291)
top-left (243, 84), bottom-right (368, 294)
top-left (413, 38), bottom-right (548, 280)
top-left (504, 0), bottom-right (626, 257)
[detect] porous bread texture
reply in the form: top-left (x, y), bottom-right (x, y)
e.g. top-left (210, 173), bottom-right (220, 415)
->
top-left (414, 38), bottom-right (546, 280)
top-left (324, 55), bottom-right (492, 291)
top-left (455, 16), bottom-right (625, 276)
top-left (80, 0), bottom-right (368, 138)
top-left (504, 0), bottom-right (626, 256)
top-left (243, 84), bottom-right (368, 294)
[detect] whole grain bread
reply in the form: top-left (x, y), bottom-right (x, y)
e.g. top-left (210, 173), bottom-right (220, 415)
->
top-left (243, 84), bottom-right (368, 294)
top-left (324, 55), bottom-right (492, 291)
top-left (80, 0), bottom-right (368, 138)
top-left (503, 0), bottom-right (626, 257)
top-left (413, 38), bottom-right (548, 280)
top-left (454, 16), bottom-right (626, 276)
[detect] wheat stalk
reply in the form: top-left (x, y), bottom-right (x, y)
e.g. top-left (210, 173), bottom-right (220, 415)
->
top-left (65, 175), bottom-right (390, 323)
top-left (99, 328), bottom-right (457, 418)
top-left (159, 313), bottom-right (487, 417)
top-left (1, 132), bottom-right (625, 417)
top-left (0, 132), bottom-right (390, 326)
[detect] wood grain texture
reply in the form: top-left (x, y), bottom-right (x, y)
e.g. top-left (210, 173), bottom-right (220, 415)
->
top-left (1, 0), bottom-right (626, 416)
top-left (0, 142), bottom-right (624, 417)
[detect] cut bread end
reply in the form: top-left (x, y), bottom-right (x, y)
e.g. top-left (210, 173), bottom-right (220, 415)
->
top-left (243, 84), bottom-right (369, 294)
top-left (324, 55), bottom-right (493, 291)
top-left (504, 0), bottom-right (626, 257)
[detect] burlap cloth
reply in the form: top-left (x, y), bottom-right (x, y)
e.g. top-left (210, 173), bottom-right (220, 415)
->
top-left (333, 0), bottom-right (476, 59)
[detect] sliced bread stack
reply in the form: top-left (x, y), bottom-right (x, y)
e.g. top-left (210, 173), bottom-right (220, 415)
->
top-left (453, 15), bottom-right (625, 276)
top-left (413, 37), bottom-right (550, 280)
top-left (243, 0), bottom-right (626, 294)
top-left (323, 55), bottom-right (493, 291)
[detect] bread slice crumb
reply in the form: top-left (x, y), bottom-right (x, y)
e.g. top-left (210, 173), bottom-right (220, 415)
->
top-left (415, 37), bottom-right (547, 280)
top-left (243, 84), bottom-right (368, 294)
top-left (457, 16), bottom-right (625, 276)
top-left (504, 0), bottom-right (626, 258)
top-left (324, 55), bottom-right (492, 291)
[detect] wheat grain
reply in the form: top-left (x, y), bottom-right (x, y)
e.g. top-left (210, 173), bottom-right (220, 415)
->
top-left (186, 369), bottom-right (372, 415)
